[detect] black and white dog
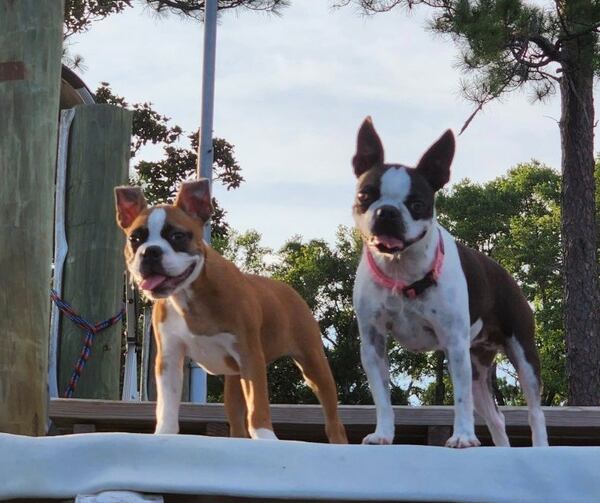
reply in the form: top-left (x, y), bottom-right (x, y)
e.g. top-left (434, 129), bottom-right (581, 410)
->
top-left (352, 117), bottom-right (548, 448)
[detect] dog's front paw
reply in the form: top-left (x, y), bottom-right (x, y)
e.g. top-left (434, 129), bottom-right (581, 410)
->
top-left (154, 424), bottom-right (179, 435)
top-left (445, 432), bottom-right (481, 448)
top-left (250, 427), bottom-right (279, 440)
top-left (362, 432), bottom-right (393, 445)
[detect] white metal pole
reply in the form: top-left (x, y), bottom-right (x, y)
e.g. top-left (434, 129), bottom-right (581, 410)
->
top-left (48, 108), bottom-right (76, 399)
top-left (197, 0), bottom-right (218, 194)
top-left (190, 0), bottom-right (218, 404)
top-left (140, 306), bottom-right (153, 401)
top-left (122, 273), bottom-right (139, 401)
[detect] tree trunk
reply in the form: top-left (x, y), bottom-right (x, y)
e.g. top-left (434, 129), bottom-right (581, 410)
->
top-left (559, 0), bottom-right (600, 405)
top-left (433, 351), bottom-right (446, 405)
top-left (492, 364), bottom-right (505, 406)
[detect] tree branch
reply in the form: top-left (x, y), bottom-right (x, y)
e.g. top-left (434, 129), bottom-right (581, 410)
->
top-left (557, 22), bottom-right (600, 42)
top-left (146, 0), bottom-right (288, 15)
top-left (529, 35), bottom-right (562, 62)
top-left (459, 66), bottom-right (519, 135)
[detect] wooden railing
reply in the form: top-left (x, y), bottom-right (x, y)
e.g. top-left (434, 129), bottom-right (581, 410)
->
top-left (49, 399), bottom-right (600, 446)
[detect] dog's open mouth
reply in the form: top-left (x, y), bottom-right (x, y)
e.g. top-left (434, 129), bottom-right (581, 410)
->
top-left (371, 235), bottom-right (406, 254)
top-left (370, 230), bottom-right (428, 254)
top-left (139, 263), bottom-right (196, 294)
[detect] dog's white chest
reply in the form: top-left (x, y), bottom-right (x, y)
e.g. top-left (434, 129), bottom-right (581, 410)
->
top-left (380, 296), bottom-right (440, 351)
top-left (186, 332), bottom-right (240, 376)
top-left (355, 262), bottom-right (442, 352)
top-left (159, 303), bottom-right (241, 376)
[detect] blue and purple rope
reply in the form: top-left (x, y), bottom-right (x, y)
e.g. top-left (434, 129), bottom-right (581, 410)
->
top-left (50, 290), bottom-right (125, 398)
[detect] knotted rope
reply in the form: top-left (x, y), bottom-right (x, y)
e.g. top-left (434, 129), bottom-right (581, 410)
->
top-left (50, 290), bottom-right (125, 398)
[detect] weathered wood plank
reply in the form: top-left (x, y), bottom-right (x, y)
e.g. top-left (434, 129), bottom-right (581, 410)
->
top-left (0, 0), bottom-right (64, 435)
top-left (57, 104), bottom-right (132, 399)
top-left (49, 399), bottom-right (600, 445)
top-left (49, 399), bottom-right (600, 427)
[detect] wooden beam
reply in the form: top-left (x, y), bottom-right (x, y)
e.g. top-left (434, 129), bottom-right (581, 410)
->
top-left (50, 399), bottom-right (600, 427)
top-left (49, 399), bottom-right (600, 445)
top-left (57, 104), bottom-right (132, 399)
top-left (0, 0), bottom-right (64, 435)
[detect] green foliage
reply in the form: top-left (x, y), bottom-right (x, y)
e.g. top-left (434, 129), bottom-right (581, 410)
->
top-left (64, 0), bottom-right (132, 39)
top-left (420, 371), bottom-right (453, 405)
top-left (219, 229), bottom-right (273, 274)
top-left (144, 0), bottom-right (288, 17)
top-left (95, 82), bottom-right (183, 157)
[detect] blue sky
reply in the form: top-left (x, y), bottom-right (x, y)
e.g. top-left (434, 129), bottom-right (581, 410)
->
top-left (69, 1), bottom-right (570, 249)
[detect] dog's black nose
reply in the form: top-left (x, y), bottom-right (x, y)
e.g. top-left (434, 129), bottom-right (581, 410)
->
top-left (375, 205), bottom-right (401, 221)
top-left (143, 246), bottom-right (163, 260)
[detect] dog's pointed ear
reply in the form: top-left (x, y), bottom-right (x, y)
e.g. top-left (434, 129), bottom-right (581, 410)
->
top-left (115, 186), bottom-right (147, 229)
top-left (353, 116), bottom-right (384, 177)
top-left (175, 179), bottom-right (213, 222)
top-left (416, 129), bottom-right (455, 191)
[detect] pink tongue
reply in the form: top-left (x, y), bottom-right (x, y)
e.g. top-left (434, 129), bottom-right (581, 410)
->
top-left (375, 236), bottom-right (405, 249)
top-left (140, 275), bottom-right (167, 291)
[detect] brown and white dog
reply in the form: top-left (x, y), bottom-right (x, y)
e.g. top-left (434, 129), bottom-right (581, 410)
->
top-left (352, 117), bottom-right (548, 447)
top-left (115, 180), bottom-right (347, 443)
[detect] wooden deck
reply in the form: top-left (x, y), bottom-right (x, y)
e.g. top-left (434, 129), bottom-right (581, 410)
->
top-left (49, 399), bottom-right (600, 446)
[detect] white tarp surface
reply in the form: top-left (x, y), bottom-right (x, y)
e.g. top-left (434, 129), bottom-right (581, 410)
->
top-left (1, 432), bottom-right (599, 502)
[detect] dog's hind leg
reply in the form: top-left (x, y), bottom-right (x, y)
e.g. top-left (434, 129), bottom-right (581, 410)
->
top-left (471, 349), bottom-right (510, 447)
top-left (293, 347), bottom-right (348, 444)
top-left (224, 375), bottom-right (249, 438)
top-left (505, 336), bottom-right (549, 447)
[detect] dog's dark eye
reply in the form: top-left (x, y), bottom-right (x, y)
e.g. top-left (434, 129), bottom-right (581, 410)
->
top-left (169, 232), bottom-right (187, 242)
top-left (408, 200), bottom-right (425, 213)
top-left (357, 186), bottom-right (378, 205)
top-left (128, 228), bottom-right (148, 249)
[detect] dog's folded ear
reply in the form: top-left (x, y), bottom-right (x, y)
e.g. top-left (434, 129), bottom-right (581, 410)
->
top-left (175, 179), bottom-right (214, 223)
top-left (353, 116), bottom-right (384, 177)
top-left (416, 129), bottom-right (455, 191)
top-left (115, 186), bottom-right (147, 229)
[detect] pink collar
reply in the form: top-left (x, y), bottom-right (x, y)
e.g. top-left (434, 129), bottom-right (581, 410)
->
top-left (365, 229), bottom-right (445, 299)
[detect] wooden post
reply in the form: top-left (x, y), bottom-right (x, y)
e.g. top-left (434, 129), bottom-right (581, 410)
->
top-left (58, 104), bottom-right (132, 399)
top-left (0, 0), bottom-right (63, 435)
